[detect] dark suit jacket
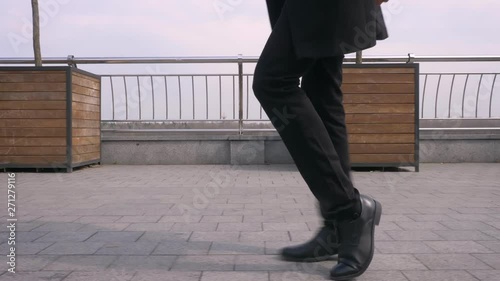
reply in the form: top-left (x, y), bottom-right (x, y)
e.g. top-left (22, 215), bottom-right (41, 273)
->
top-left (266, 0), bottom-right (389, 58)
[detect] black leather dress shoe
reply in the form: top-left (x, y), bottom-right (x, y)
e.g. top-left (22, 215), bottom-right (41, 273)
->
top-left (330, 194), bottom-right (382, 280)
top-left (281, 223), bottom-right (339, 262)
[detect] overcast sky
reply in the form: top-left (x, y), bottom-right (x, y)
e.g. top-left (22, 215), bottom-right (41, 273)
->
top-left (2, 0), bottom-right (500, 59)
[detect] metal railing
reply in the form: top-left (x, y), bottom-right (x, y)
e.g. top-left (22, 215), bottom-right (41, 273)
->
top-left (1, 55), bottom-right (500, 134)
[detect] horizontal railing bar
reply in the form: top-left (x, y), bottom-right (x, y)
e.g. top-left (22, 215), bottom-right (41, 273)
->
top-left (102, 74), bottom-right (238, 77)
top-left (2, 55), bottom-right (500, 65)
top-left (420, 127), bottom-right (500, 131)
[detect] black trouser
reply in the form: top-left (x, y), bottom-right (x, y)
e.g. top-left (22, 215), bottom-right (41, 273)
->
top-left (253, 9), bottom-right (360, 221)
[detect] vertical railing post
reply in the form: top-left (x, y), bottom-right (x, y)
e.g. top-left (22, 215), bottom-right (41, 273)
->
top-left (238, 54), bottom-right (244, 135)
top-left (356, 51), bottom-right (363, 64)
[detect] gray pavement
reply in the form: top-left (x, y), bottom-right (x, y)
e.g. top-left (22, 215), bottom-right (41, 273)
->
top-left (0, 163), bottom-right (499, 281)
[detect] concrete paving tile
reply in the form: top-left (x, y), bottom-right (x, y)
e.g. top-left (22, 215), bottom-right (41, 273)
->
top-left (201, 271), bottom-right (269, 281)
top-left (190, 231), bottom-right (240, 242)
top-left (424, 241), bottom-right (493, 253)
top-left (38, 242), bottom-right (105, 255)
top-left (171, 255), bottom-right (235, 271)
top-left (376, 241), bottom-right (436, 254)
top-left (402, 270), bottom-right (478, 281)
top-left (414, 254), bottom-right (492, 270)
top-left (472, 254), bottom-right (500, 269)
top-left (34, 231), bottom-right (96, 243)
top-left (109, 255), bottom-right (177, 271)
top-left (209, 242), bottom-right (265, 255)
top-left (0, 271), bottom-right (70, 280)
top-left (62, 271), bottom-right (135, 281)
top-left (44, 255), bottom-right (116, 271)
top-left (94, 242), bottom-right (158, 255)
top-left (152, 241), bottom-right (212, 255)
top-left (86, 231), bottom-right (144, 242)
top-left (468, 270), bottom-right (500, 281)
top-left (368, 254), bottom-right (427, 270)
top-left (132, 271), bottom-right (201, 281)
top-left (137, 232), bottom-right (191, 242)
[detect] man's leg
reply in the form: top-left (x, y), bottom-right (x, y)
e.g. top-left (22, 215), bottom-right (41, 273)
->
top-left (252, 7), bottom-right (360, 222)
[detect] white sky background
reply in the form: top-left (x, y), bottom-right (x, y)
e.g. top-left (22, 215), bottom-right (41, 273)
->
top-left (1, 0), bottom-right (499, 119)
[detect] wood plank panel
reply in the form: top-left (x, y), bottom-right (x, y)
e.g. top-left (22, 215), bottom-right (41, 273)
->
top-left (0, 101), bottom-right (66, 110)
top-left (72, 152), bottom-right (100, 163)
top-left (345, 104), bottom-right (415, 114)
top-left (72, 74), bottom-right (100, 90)
top-left (72, 102), bottom-right (100, 113)
top-left (1, 110), bottom-right (66, 119)
top-left (0, 71), bottom-right (66, 75)
top-left (342, 83), bottom-right (414, 94)
top-left (350, 144), bottom-right (415, 154)
top-left (347, 124), bottom-right (415, 134)
top-left (0, 128), bottom-right (66, 137)
top-left (73, 128), bottom-right (100, 137)
top-left (0, 147), bottom-right (66, 156)
top-left (0, 92), bottom-right (66, 101)
top-left (349, 134), bottom-right (415, 144)
top-left (346, 114), bottom-right (415, 124)
top-left (72, 84), bottom-right (99, 97)
top-left (72, 144), bottom-right (100, 154)
top-left (0, 156), bottom-right (66, 164)
top-left (0, 119), bottom-right (66, 128)
top-left (0, 138), bottom-right (66, 147)
top-left (73, 72), bottom-right (100, 83)
top-left (0, 73), bottom-right (66, 83)
top-left (351, 154), bottom-right (415, 163)
top-left (72, 110), bottom-right (100, 120)
top-left (72, 119), bottom-right (100, 128)
top-left (0, 83), bottom-right (66, 92)
top-left (344, 94), bottom-right (414, 104)
top-left (343, 68), bottom-right (415, 74)
top-left (73, 93), bottom-right (99, 105)
top-left (73, 136), bottom-right (100, 146)
top-left (343, 74), bottom-right (415, 84)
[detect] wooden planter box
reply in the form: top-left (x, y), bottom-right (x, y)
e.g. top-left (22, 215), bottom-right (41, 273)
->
top-left (343, 64), bottom-right (419, 171)
top-left (0, 66), bottom-right (101, 172)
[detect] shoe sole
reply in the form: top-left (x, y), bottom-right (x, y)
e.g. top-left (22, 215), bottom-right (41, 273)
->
top-left (330, 199), bottom-right (382, 281)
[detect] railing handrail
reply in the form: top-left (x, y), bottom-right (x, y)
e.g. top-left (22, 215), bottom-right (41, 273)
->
top-left (2, 54), bottom-right (500, 65)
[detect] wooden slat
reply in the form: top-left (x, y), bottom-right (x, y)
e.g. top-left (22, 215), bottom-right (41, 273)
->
top-left (349, 134), bottom-right (415, 144)
top-left (73, 72), bottom-right (100, 83)
top-left (73, 93), bottom-right (99, 105)
top-left (347, 124), bottom-right (415, 134)
top-left (0, 110), bottom-right (66, 119)
top-left (0, 92), bottom-right (66, 101)
top-left (343, 94), bottom-right (414, 104)
top-left (343, 74), bottom-right (415, 84)
top-left (345, 104), bottom-right (414, 114)
top-left (0, 156), bottom-right (66, 164)
top-left (342, 84), bottom-right (414, 94)
top-left (0, 71), bottom-right (65, 75)
top-left (73, 110), bottom-right (100, 120)
top-left (72, 102), bottom-right (100, 113)
top-left (73, 136), bottom-right (100, 146)
top-left (0, 128), bottom-right (66, 137)
top-left (351, 154), bottom-right (415, 163)
top-left (73, 128), bottom-right (100, 137)
top-left (343, 68), bottom-right (415, 74)
top-left (0, 83), bottom-right (66, 92)
top-left (0, 147), bottom-right (66, 156)
top-left (0, 73), bottom-right (66, 83)
top-left (0, 137), bottom-right (66, 147)
top-left (73, 152), bottom-right (100, 163)
top-left (0, 119), bottom-right (66, 128)
top-left (72, 144), bottom-right (100, 154)
top-left (350, 144), bottom-right (414, 154)
top-left (0, 101), bottom-right (66, 110)
top-left (346, 114), bottom-right (415, 124)
top-left (72, 84), bottom-right (99, 98)
top-left (72, 119), bottom-right (100, 128)
top-left (72, 74), bottom-right (100, 90)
